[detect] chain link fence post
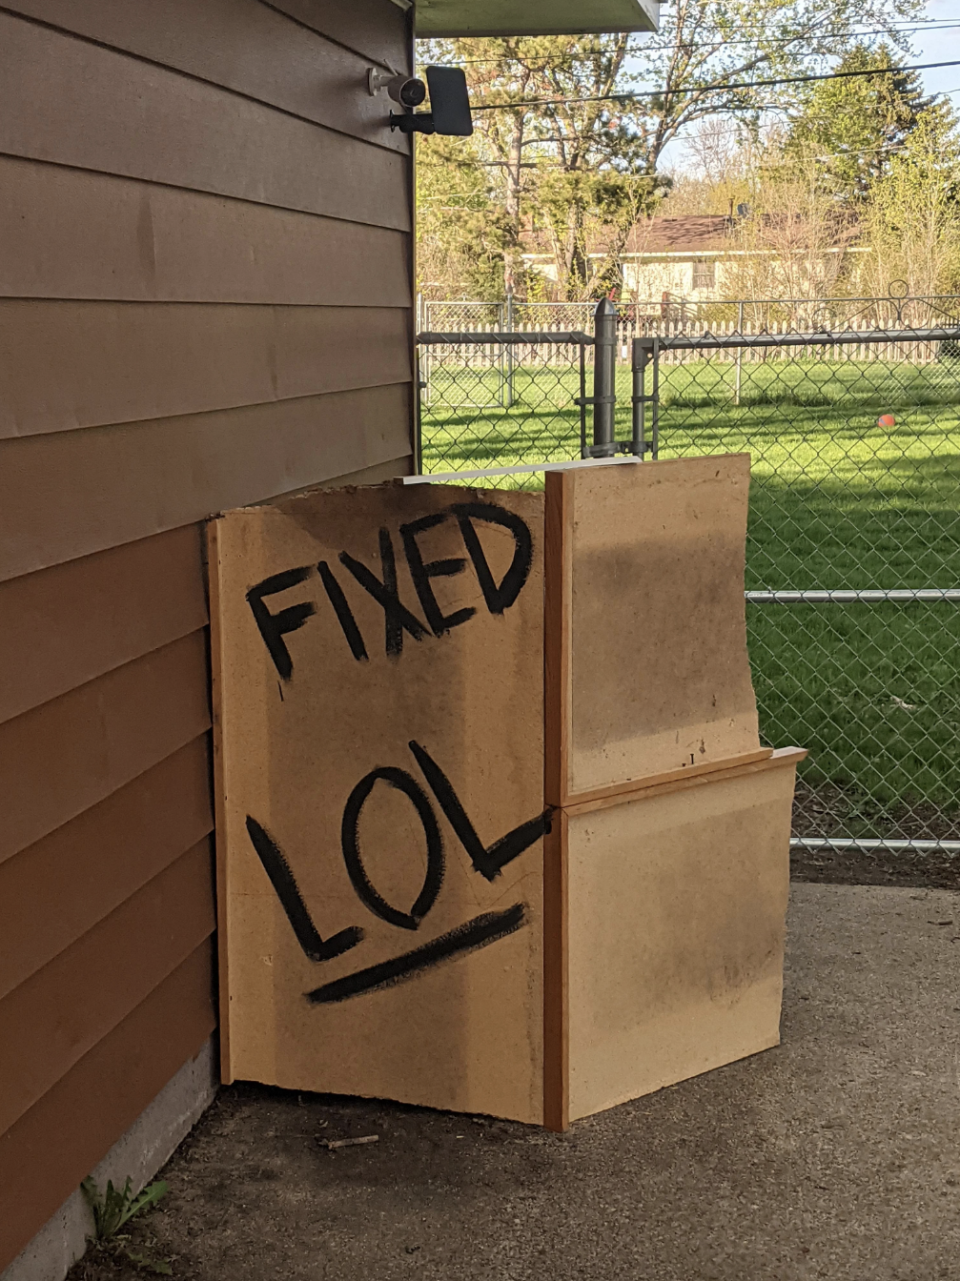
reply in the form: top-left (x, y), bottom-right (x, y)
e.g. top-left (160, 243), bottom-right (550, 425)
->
top-left (592, 298), bottom-right (618, 457)
top-left (505, 291), bottom-right (515, 409)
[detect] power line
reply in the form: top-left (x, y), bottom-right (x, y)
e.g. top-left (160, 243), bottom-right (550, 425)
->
top-left (470, 58), bottom-right (960, 112)
top-left (422, 20), bottom-right (960, 63)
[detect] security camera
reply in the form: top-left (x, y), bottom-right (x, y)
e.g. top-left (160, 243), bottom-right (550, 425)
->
top-left (389, 75), bottom-right (427, 108)
top-left (389, 66), bottom-right (473, 138)
top-left (367, 67), bottom-right (426, 108)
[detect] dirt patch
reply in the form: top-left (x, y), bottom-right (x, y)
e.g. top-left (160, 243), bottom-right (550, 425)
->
top-left (65, 1086), bottom-right (542, 1281)
top-left (791, 841), bottom-right (960, 889)
top-left (792, 778), bottom-right (960, 843)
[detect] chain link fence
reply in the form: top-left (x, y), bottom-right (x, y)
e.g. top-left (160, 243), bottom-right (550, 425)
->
top-left (417, 329), bottom-right (593, 485)
top-left (417, 296), bottom-right (960, 850)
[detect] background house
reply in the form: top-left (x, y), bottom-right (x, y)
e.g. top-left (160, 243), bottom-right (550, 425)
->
top-left (0, 1), bottom-right (657, 1278)
top-left (523, 212), bottom-right (865, 302)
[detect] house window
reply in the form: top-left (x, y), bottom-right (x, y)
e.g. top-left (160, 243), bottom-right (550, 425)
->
top-left (692, 260), bottom-right (716, 290)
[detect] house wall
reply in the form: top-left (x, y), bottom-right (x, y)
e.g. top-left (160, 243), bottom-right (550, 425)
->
top-left (623, 260), bottom-right (714, 302)
top-left (0, 1), bottom-right (414, 1268)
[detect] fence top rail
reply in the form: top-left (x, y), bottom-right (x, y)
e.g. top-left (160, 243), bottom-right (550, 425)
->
top-left (423, 293), bottom-right (960, 308)
top-left (417, 330), bottom-right (594, 346)
top-left (637, 325), bottom-right (960, 353)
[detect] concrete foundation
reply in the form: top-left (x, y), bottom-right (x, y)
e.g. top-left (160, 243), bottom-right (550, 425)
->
top-left (1, 1041), bottom-right (217, 1281)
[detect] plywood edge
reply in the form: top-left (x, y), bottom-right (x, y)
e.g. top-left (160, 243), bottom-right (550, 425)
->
top-left (542, 809), bottom-right (569, 1132)
top-left (544, 469), bottom-right (573, 809)
top-left (205, 518), bottom-right (232, 1085)
top-left (562, 746), bottom-right (807, 818)
top-left (564, 748), bottom-right (775, 810)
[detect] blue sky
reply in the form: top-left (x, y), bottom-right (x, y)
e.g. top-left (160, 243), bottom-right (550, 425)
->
top-left (913, 0), bottom-right (960, 100)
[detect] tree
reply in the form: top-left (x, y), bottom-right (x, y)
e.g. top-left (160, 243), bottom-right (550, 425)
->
top-left (785, 44), bottom-right (939, 202)
top-left (417, 134), bottom-right (517, 300)
top-left (417, 0), bottom-right (923, 298)
top-left (863, 107), bottom-right (960, 297)
top-left (419, 35), bottom-right (662, 298)
top-left (622, 0), bottom-right (921, 174)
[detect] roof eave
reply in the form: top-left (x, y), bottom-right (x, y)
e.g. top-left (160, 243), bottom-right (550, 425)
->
top-left (416, 0), bottom-right (659, 37)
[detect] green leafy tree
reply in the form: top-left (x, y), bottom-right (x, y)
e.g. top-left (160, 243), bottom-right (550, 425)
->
top-left (864, 107), bottom-right (960, 296)
top-left (785, 44), bottom-right (940, 202)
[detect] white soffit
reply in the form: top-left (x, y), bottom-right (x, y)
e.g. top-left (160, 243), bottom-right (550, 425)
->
top-left (415, 0), bottom-right (659, 37)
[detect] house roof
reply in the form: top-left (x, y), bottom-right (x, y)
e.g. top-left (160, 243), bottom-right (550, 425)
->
top-left (522, 212), bottom-right (862, 264)
top-left (520, 216), bottom-right (736, 260)
top-left (415, 0), bottom-right (658, 37)
top-left (623, 216), bottom-right (734, 255)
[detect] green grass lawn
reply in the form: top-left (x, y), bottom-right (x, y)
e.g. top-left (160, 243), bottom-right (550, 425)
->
top-left (421, 356), bottom-right (960, 837)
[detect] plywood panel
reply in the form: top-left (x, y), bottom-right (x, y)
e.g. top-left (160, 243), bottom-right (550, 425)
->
top-left (0, 527), bottom-right (205, 725)
top-left (0, 383), bottom-right (412, 583)
top-left (3, 0), bottom-right (410, 153)
top-left (0, 157), bottom-right (409, 305)
top-left (211, 483), bottom-right (546, 1122)
top-left (0, 631), bottom-right (210, 864)
top-left (0, 844), bottom-right (214, 1137)
top-left (265, 0), bottom-right (408, 66)
top-left (0, 12), bottom-right (409, 230)
top-left (0, 739), bottom-right (212, 1002)
top-left (566, 758), bottom-right (797, 1123)
top-left (0, 943), bottom-right (215, 1272)
top-left (0, 302), bottom-right (410, 437)
top-left (560, 455), bottom-right (760, 797)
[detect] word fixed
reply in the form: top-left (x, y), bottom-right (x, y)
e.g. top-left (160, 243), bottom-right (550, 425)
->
top-left (246, 740), bottom-right (552, 1004)
top-left (246, 500), bottom-right (533, 678)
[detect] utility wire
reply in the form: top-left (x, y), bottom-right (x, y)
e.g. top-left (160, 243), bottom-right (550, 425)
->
top-left (469, 58), bottom-right (960, 111)
top-left (424, 21), bottom-right (960, 63)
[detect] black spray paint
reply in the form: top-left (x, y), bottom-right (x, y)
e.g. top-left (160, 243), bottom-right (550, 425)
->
top-left (246, 566), bottom-right (316, 681)
top-left (318, 560), bottom-right (368, 662)
top-left (450, 502), bottom-right (533, 614)
top-left (305, 904), bottom-right (526, 1004)
top-left (408, 740), bottom-right (552, 882)
top-left (244, 742), bottom-right (547, 1002)
top-left (339, 528), bottom-right (429, 658)
top-left (340, 767), bottom-right (444, 930)
top-left (399, 511), bottom-right (475, 637)
top-left (245, 815), bottom-right (363, 962)
top-left (245, 500), bottom-right (535, 674)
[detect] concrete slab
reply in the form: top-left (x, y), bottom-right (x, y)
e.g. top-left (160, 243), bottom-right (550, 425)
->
top-left (79, 884), bottom-right (960, 1281)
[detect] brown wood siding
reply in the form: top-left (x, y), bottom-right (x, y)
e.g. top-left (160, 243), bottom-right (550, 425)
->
top-left (0, 631), bottom-right (210, 865)
top-left (0, 302), bottom-right (410, 437)
top-left (0, 384), bottom-right (411, 585)
top-left (0, 13), bottom-right (409, 229)
top-left (0, 157), bottom-right (410, 306)
top-left (0, 943), bottom-right (216, 1269)
top-left (0, 742), bottom-right (212, 1003)
top-left (0, 0), bottom-right (413, 1264)
top-left (265, 0), bottom-right (408, 66)
top-left (0, 842), bottom-right (215, 1137)
top-left (0, 528), bottom-right (207, 725)
top-left (2, 0), bottom-right (409, 154)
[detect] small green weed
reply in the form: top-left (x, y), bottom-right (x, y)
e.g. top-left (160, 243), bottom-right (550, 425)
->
top-left (80, 1177), bottom-right (171, 1275)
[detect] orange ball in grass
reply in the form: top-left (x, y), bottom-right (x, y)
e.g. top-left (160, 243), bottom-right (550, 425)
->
top-left (877, 413), bottom-right (896, 428)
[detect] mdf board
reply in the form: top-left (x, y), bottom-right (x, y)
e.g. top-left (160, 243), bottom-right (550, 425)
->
top-left (565, 752), bottom-right (799, 1124)
top-left (212, 459), bottom-right (801, 1130)
top-left (547, 454), bottom-right (762, 803)
top-left (211, 483), bottom-right (548, 1124)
